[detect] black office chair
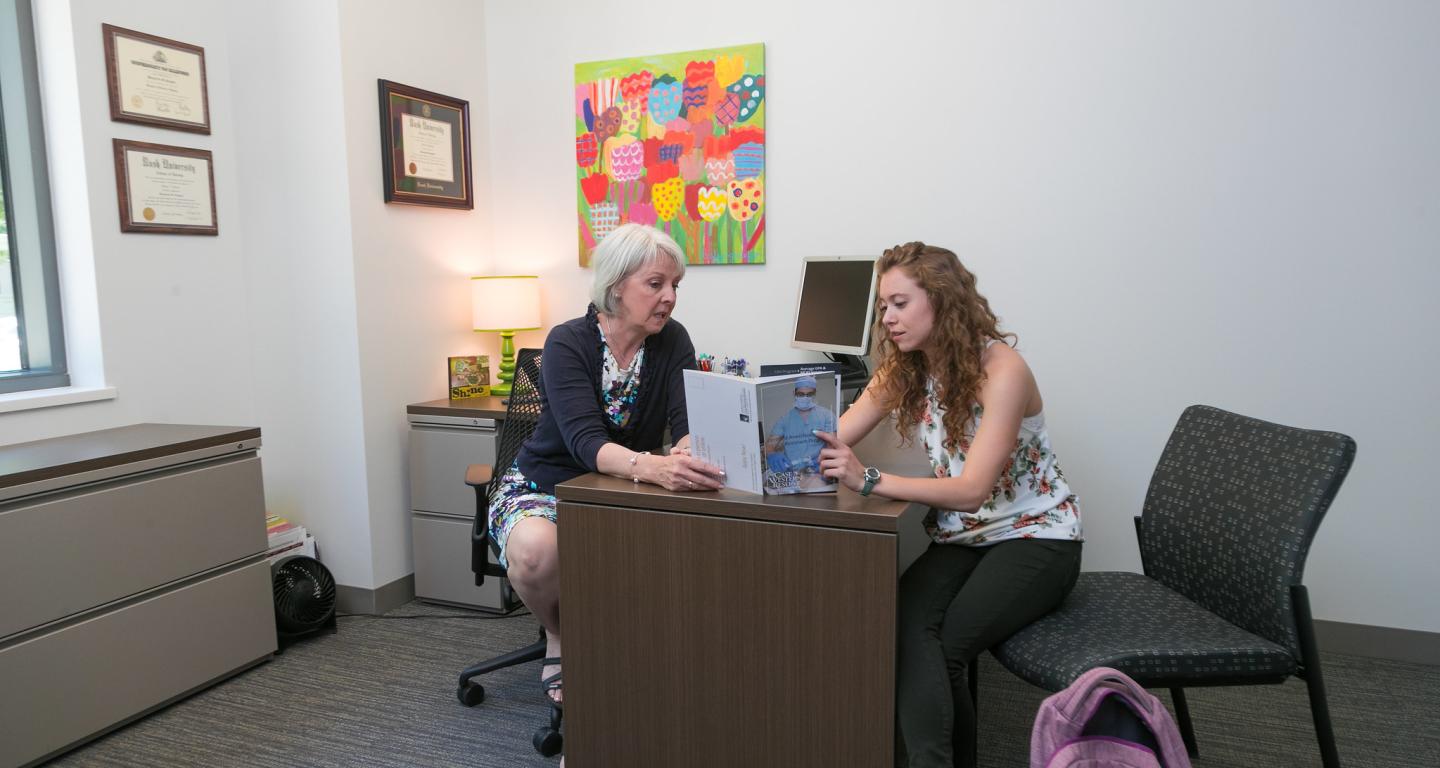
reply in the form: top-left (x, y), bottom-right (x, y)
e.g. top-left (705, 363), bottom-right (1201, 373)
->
top-left (987, 405), bottom-right (1355, 767)
top-left (454, 348), bottom-right (562, 757)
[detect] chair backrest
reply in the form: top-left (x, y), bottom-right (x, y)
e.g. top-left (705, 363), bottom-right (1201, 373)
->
top-left (1139, 405), bottom-right (1355, 658)
top-left (486, 347), bottom-right (545, 510)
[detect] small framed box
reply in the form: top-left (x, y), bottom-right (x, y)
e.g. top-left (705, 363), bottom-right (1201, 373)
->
top-left (448, 355), bottom-right (490, 399)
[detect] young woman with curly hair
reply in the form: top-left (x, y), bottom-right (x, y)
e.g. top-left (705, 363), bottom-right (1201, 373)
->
top-left (815, 242), bottom-right (1083, 768)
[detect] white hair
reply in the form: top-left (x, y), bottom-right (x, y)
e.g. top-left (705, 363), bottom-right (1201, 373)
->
top-left (589, 224), bottom-right (687, 314)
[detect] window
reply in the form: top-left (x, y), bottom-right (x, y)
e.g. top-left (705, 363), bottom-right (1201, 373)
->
top-left (0, 0), bottom-right (67, 393)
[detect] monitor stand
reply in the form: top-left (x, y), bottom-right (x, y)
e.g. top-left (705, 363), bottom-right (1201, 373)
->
top-left (831, 353), bottom-right (870, 394)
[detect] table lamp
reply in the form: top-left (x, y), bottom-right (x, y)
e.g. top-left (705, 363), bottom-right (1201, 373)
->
top-left (471, 275), bottom-right (542, 396)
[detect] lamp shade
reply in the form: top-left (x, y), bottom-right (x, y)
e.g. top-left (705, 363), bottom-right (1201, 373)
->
top-left (471, 275), bottom-right (541, 331)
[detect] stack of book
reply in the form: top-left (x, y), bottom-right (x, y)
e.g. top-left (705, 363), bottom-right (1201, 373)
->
top-left (266, 514), bottom-right (316, 563)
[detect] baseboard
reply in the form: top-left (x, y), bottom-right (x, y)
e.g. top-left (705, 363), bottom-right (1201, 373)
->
top-left (1315, 619), bottom-right (1440, 665)
top-left (335, 574), bottom-right (415, 616)
top-left (326, 574), bottom-right (1435, 664)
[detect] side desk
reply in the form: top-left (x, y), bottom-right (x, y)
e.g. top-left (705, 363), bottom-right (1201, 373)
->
top-left (556, 475), bottom-right (911, 768)
top-left (0, 424), bottom-right (275, 768)
top-left (406, 397), bottom-right (517, 612)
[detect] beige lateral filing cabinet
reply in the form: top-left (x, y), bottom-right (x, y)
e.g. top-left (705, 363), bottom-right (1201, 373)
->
top-left (407, 398), bottom-right (517, 613)
top-left (0, 424), bottom-right (276, 768)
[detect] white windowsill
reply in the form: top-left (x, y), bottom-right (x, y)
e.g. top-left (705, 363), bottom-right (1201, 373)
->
top-left (0, 385), bottom-right (117, 414)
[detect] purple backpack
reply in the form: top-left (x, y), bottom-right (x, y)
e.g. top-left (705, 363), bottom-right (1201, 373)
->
top-left (1030, 667), bottom-right (1192, 768)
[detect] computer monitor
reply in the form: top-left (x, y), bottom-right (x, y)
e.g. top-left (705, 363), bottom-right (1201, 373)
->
top-left (790, 256), bottom-right (878, 387)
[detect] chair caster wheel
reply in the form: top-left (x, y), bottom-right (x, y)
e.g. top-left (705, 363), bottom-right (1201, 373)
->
top-left (533, 726), bottom-right (563, 756)
top-left (457, 682), bottom-right (485, 707)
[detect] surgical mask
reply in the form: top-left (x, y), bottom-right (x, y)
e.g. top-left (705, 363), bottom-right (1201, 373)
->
top-left (794, 396), bottom-right (815, 411)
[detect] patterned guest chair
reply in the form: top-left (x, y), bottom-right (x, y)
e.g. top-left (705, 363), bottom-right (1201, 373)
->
top-left (990, 405), bottom-right (1355, 767)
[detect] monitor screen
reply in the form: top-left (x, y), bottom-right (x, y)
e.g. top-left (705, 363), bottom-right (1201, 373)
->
top-left (790, 256), bottom-right (878, 355)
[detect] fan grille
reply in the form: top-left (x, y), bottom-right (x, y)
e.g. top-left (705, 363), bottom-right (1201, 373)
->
top-left (272, 556), bottom-right (336, 631)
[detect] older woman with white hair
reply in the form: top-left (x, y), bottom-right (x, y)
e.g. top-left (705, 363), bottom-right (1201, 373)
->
top-left (487, 223), bottom-right (725, 712)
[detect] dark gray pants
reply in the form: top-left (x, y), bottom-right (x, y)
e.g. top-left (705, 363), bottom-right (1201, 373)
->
top-left (896, 538), bottom-right (1083, 768)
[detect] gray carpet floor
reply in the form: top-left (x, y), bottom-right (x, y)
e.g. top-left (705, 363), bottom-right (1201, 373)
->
top-left (48, 600), bottom-right (1440, 767)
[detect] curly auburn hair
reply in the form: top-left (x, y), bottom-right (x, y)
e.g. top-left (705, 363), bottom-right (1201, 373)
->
top-left (869, 242), bottom-right (1015, 451)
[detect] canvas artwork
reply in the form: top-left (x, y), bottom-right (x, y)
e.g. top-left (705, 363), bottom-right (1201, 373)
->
top-left (448, 355), bottom-right (490, 399)
top-left (575, 43), bottom-right (765, 266)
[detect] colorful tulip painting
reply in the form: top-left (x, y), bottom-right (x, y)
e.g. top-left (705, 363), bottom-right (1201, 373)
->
top-left (576, 43), bottom-right (765, 266)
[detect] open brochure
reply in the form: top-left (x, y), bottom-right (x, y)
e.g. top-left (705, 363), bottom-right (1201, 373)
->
top-left (683, 369), bottom-right (842, 495)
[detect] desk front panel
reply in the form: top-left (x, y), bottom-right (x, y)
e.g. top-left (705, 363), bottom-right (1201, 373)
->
top-left (560, 501), bottom-right (896, 768)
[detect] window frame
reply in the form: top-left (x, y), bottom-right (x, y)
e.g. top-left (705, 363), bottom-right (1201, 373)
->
top-left (0, 0), bottom-right (68, 393)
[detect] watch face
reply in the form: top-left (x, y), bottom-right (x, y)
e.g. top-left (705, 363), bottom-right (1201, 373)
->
top-left (860, 466), bottom-right (880, 496)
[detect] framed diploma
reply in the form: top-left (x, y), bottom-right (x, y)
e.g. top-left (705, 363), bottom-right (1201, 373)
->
top-left (378, 79), bottom-right (474, 210)
top-left (111, 139), bottom-right (219, 235)
top-left (103, 24), bottom-right (211, 134)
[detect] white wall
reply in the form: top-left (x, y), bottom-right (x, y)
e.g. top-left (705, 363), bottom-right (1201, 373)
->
top-left (6, 0), bottom-right (1436, 631)
top-left (481, 0), bottom-right (1440, 633)
top-left (7, 0), bottom-right (257, 440)
top-left (336, 0), bottom-right (493, 589)
top-left (224, 0), bottom-right (377, 588)
top-left (225, 0), bottom-right (495, 591)
top-left (5, 0), bottom-right (495, 594)
top-left (9, 0), bottom-right (387, 590)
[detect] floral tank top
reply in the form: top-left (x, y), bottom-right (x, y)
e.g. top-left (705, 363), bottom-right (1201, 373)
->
top-left (921, 377), bottom-right (1082, 546)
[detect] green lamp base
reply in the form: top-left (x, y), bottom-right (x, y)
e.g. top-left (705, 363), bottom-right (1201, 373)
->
top-left (490, 330), bottom-right (518, 396)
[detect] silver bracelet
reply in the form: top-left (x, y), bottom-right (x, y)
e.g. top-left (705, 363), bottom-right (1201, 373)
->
top-left (629, 451), bottom-right (651, 483)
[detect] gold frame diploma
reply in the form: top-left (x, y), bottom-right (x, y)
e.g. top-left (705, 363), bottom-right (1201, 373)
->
top-left (377, 79), bottom-right (474, 210)
top-left (103, 24), bottom-right (211, 134)
top-left (111, 139), bottom-right (219, 236)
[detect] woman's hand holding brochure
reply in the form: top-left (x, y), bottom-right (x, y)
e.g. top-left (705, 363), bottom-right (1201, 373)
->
top-left (814, 430), bottom-right (865, 493)
top-left (639, 449), bottom-right (726, 492)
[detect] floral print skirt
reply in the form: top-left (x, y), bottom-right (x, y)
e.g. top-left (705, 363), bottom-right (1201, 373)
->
top-left (489, 339), bottom-right (642, 569)
top-left (487, 461), bottom-right (556, 570)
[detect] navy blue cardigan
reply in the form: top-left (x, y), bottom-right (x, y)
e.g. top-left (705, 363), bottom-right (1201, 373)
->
top-left (516, 305), bottom-right (695, 494)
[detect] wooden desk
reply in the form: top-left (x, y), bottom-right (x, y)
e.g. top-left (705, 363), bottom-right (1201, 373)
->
top-left (557, 474), bottom-right (911, 768)
top-left (405, 395), bottom-right (508, 423)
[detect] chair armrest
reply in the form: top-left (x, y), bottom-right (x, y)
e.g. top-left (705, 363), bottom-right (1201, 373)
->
top-left (468, 463), bottom-right (494, 584)
top-left (471, 501), bottom-right (491, 583)
top-left (466, 463), bottom-right (493, 488)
